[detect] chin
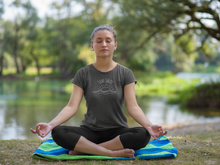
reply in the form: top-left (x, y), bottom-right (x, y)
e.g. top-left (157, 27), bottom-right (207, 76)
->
top-left (97, 54), bottom-right (112, 57)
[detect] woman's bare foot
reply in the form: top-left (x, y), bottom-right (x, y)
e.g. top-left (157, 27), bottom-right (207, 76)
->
top-left (111, 149), bottom-right (135, 158)
top-left (69, 149), bottom-right (134, 158)
top-left (69, 150), bottom-right (85, 155)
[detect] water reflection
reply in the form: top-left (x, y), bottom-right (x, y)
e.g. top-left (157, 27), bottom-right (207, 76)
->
top-left (0, 80), bottom-right (220, 140)
top-left (144, 98), bottom-right (220, 126)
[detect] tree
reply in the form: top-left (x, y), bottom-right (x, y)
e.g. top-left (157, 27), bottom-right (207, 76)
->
top-left (10, 0), bottom-right (23, 74)
top-left (171, 0), bottom-right (220, 41)
top-left (0, 21), bottom-right (14, 76)
top-left (43, 0), bottom-right (111, 77)
top-left (6, 0), bottom-right (39, 74)
top-left (50, 0), bottom-right (75, 77)
top-left (21, 1), bottom-right (40, 73)
top-left (0, 0), bottom-right (4, 75)
top-left (0, 0), bottom-right (3, 19)
top-left (111, 0), bottom-right (220, 69)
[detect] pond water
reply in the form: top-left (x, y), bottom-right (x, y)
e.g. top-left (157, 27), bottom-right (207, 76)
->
top-left (0, 77), bottom-right (220, 140)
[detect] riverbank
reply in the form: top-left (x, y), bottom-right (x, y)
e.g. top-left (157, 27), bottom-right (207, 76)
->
top-left (164, 120), bottom-right (220, 136)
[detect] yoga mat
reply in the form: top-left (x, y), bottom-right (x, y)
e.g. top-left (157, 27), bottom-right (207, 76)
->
top-left (32, 135), bottom-right (177, 160)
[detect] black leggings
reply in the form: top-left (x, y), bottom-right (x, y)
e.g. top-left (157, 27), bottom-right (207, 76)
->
top-left (52, 125), bottom-right (151, 151)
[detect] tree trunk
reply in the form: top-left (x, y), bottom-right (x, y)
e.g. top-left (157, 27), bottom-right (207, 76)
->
top-left (20, 58), bottom-right (27, 73)
top-left (0, 47), bottom-right (4, 76)
top-left (30, 47), bottom-right (40, 76)
top-left (36, 58), bottom-right (40, 76)
top-left (13, 18), bottom-right (20, 74)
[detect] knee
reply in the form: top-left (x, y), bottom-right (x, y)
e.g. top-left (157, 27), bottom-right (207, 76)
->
top-left (51, 125), bottom-right (71, 149)
top-left (133, 127), bottom-right (151, 150)
top-left (51, 125), bottom-right (63, 142)
top-left (121, 127), bottom-right (151, 150)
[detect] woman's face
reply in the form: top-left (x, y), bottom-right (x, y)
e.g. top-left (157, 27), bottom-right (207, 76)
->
top-left (91, 30), bottom-right (117, 58)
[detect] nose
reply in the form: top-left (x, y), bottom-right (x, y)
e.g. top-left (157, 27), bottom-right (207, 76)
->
top-left (102, 41), bottom-right (107, 46)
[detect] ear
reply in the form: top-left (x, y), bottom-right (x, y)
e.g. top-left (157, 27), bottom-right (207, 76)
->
top-left (114, 42), bottom-right (117, 50)
top-left (90, 43), bottom-right (94, 51)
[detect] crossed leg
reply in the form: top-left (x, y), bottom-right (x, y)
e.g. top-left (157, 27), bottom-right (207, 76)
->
top-left (52, 126), bottom-right (149, 158)
top-left (69, 136), bottom-right (134, 158)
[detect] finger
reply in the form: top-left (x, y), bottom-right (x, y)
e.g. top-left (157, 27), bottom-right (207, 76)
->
top-left (158, 130), bottom-right (164, 137)
top-left (30, 128), bottom-right (36, 133)
top-left (40, 134), bottom-right (46, 138)
top-left (35, 124), bottom-right (40, 131)
top-left (41, 133), bottom-right (46, 137)
top-left (36, 123), bottom-right (44, 129)
top-left (164, 130), bottom-right (168, 135)
top-left (153, 136), bottom-right (160, 141)
top-left (156, 125), bottom-right (162, 128)
top-left (158, 130), bottom-right (167, 137)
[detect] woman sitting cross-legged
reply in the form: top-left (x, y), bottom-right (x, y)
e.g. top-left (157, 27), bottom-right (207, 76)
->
top-left (31, 25), bottom-right (167, 158)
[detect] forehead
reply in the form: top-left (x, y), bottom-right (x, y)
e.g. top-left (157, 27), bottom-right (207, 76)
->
top-left (93, 30), bottom-right (114, 39)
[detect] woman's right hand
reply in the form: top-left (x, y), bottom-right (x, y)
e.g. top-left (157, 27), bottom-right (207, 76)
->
top-left (30, 123), bottom-right (53, 138)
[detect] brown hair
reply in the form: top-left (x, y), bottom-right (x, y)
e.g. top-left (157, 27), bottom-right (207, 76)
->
top-left (90, 25), bottom-right (117, 43)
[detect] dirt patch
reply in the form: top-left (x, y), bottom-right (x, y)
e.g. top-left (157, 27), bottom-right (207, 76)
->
top-left (164, 120), bottom-right (220, 136)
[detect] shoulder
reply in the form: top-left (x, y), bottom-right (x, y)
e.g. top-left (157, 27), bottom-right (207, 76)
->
top-left (72, 65), bottom-right (92, 87)
top-left (117, 63), bottom-right (133, 74)
top-left (116, 63), bottom-right (137, 85)
top-left (73, 64), bottom-right (92, 81)
top-left (76, 64), bottom-right (92, 74)
top-left (80, 64), bottom-right (92, 71)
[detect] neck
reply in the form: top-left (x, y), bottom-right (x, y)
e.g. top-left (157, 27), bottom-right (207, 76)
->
top-left (93, 58), bottom-right (117, 72)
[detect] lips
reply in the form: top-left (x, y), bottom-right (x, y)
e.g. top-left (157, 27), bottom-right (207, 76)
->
top-left (101, 49), bottom-right (108, 51)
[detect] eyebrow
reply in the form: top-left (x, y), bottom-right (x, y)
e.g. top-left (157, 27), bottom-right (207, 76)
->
top-left (95, 37), bottom-right (112, 40)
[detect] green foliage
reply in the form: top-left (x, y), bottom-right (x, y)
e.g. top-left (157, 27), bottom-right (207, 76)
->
top-left (135, 75), bottom-right (195, 97)
top-left (1, 0), bottom-right (220, 77)
top-left (0, 0), bottom-right (3, 19)
top-left (169, 81), bottom-right (220, 108)
top-left (77, 45), bottom-right (96, 65)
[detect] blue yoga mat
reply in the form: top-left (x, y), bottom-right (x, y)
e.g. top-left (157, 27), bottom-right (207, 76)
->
top-left (32, 135), bottom-right (177, 160)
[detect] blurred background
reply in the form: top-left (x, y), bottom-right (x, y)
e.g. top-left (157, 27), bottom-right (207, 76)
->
top-left (0, 0), bottom-right (220, 140)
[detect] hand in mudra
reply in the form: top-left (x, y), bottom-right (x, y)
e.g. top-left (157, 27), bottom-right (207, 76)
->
top-left (147, 125), bottom-right (167, 141)
top-left (30, 123), bottom-right (52, 138)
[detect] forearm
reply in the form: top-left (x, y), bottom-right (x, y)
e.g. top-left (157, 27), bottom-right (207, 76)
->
top-left (48, 106), bottom-right (77, 129)
top-left (128, 106), bottom-right (153, 129)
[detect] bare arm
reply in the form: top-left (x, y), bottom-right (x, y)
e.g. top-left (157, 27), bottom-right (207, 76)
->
top-left (48, 84), bottom-right (84, 128)
top-left (31, 84), bottom-right (84, 137)
top-left (124, 82), bottom-right (153, 128)
top-left (124, 82), bottom-right (167, 140)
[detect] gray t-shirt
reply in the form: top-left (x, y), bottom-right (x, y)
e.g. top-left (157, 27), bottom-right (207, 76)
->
top-left (72, 63), bottom-right (137, 131)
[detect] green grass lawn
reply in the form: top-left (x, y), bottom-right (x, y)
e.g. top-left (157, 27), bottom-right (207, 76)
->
top-left (1, 130), bottom-right (220, 165)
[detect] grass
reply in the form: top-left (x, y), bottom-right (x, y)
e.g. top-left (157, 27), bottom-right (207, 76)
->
top-left (2, 67), bottom-right (53, 76)
top-left (2, 67), bottom-right (61, 80)
top-left (1, 130), bottom-right (220, 165)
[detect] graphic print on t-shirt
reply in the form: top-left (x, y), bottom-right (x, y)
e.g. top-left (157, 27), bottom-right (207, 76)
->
top-left (93, 78), bottom-right (116, 95)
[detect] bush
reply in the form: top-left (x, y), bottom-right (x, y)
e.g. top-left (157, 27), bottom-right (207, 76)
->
top-left (174, 81), bottom-right (220, 108)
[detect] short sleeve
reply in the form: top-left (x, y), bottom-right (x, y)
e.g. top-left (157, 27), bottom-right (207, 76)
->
top-left (122, 66), bottom-right (137, 87)
top-left (72, 68), bottom-right (85, 90)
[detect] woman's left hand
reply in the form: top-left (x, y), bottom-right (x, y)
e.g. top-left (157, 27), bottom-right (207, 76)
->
top-left (146, 125), bottom-right (167, 141)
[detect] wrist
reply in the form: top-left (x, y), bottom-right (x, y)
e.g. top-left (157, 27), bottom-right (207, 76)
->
top-left (145, 124), bottom-right (153, 130)
top-left (48, 122), bottom-right (55, 129)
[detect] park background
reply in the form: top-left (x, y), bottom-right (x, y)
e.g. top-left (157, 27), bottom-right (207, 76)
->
top-left (0, 0), bottom-right (220, 140)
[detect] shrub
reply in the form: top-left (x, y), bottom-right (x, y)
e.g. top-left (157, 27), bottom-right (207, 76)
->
top-left (177, 81), bottom-right (220, 108)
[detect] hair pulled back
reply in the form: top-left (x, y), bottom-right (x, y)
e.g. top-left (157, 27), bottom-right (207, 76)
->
top-left (90, 25), bottom-right (117, 43)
